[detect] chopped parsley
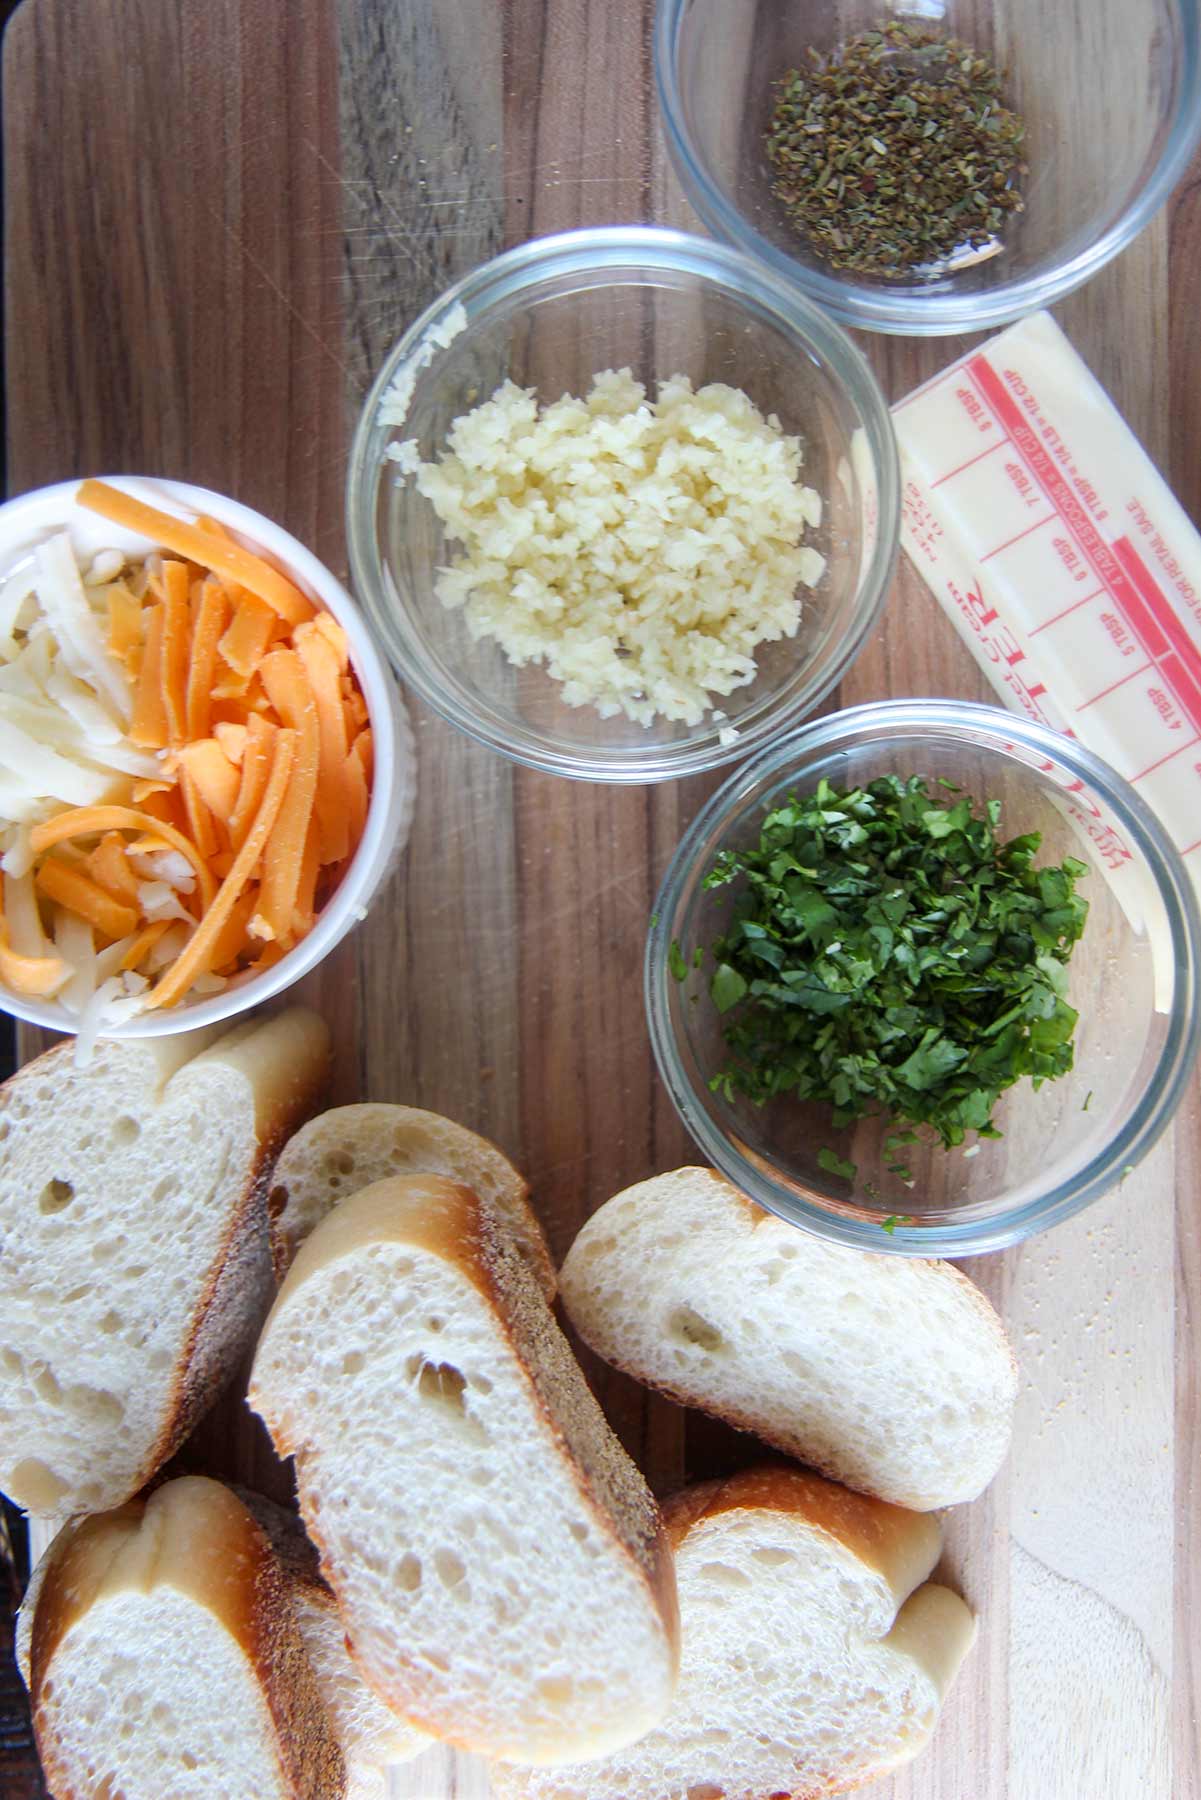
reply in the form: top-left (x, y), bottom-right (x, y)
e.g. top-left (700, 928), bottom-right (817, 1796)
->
top-left (817, 1146), bottom-right (857, 1181)
top-left (700, 774), bottom-right (1088, 1150)
top-left (881, 1214), bottom-right (916, 1235)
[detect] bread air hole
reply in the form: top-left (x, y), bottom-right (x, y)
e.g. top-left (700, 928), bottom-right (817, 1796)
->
top-left (396, 1553), bottom-right (423, 1591)
top-left (434, 1548), bottom-right (467, 1591)
top-left (342, 1350), bottom-right (366, 1375)
top-left (65, 1384), bottom-right (124, 1425)
top-left (6, 1456), bottom-right (69, 1509)
top-left (668, 1305), bottom-right (725, 1353)
top-left (405, 1353), bottom-right (490, 1443)
top-left (38, 1177), bottom-right (75, 1215)
top-left (407, 1354), bottom-right (466, 1406)
top-left (752, 1546), bottom-right (794, 1569)
top-left (111, 1116), bottom-right (140, 1146)
top-left (698, 1561), bottom-right (752, 1588)
top-left (33, 1364), bottom-right (60, 1403)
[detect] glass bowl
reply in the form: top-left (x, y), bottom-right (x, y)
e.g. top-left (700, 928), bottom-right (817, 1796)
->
top-left (647, 700), bottom-right (1201, 1254)
top-left (655, 0), bottom-right (1201, 336)
top-left (346, 227), bottom-right (899, 782)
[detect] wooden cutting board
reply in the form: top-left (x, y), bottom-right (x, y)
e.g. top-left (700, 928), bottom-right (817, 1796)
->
top-left (3, 2), bottom-right (1199, 1795)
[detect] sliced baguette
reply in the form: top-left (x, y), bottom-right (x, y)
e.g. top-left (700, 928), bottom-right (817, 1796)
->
top-left (491, 1464), bottom-right (977, 1800)
top-left (0, 1007), bottom-right (329, 1517)
top-left (560, 1168), bottom-right (1017, 1509)
top-left (22, 1475), bottom-right (345, 1799)
top-left (248, 1173), bottom-right (680, 1767)
top-left (267, 1101), bottom-right (554, 1295)
top-left (237, 1488), bottom-right (431, 1792)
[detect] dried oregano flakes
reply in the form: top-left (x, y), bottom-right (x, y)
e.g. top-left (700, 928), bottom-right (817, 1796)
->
top-left (764, 21), bottom-right (1027, 280)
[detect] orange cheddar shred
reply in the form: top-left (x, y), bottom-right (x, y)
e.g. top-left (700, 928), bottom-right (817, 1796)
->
top-left (106, 583), bottom-right (144, 671)
top-left (144, 729), bottom-right (296, 1010)
top-left (131, 779), bottom-right (173, 804)
top-left (293, 815), bottom-right (322, 935)
top-left (186, 577), bottom-right (230, 741)
top-left (129, 604), bottom-right (168, 750)
top-left (350, 726), bottom-right (374, 783)
top-left (179, 767), bottom-right (219, 862)
top-left (218, 591), bottom-right (277, 678)
top-left (177, 739), bottom-right (240, 824)
top-left (35, 858), bottom-right (140, 942)
top-left (88, 832), bottom-right (140, 906)
top-left (76, 481), bottom-right (314, 625)
top-left (257, 650), bottom-right (320, 944)
top-left (344, 739), bottom-right (369, 852)
top-left (228, 714), bottom-right (277, 853)
top-left (0, 924), bottom-right (68, 997)
top-left (211, 660), bottom-right (253, 701)
top-left (118, 917), bottom-right (172, 971)
top-left (213, 722), bottom-right (248, 765)
top-left (342, 681), bottom-right (369, 737)
top-left (160, 561), bottom-right (191, 747)
top-left (296, 624), bottom-right (350, 864)
top-left (311, 611), bottom-right (349, 671)
top-left (208, 884), bottom-right (259, 972)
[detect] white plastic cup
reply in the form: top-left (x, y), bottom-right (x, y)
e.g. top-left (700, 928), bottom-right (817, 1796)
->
top-left (0, 476), bottom-right (416, 1036)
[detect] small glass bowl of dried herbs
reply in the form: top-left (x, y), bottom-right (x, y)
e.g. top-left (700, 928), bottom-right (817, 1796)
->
top-left (764, 21), bottom-right (1028, 281)
top-left (647, 701), bottom-right (1201, 1254)
top-left (655, 0), bottom-right (1201, 334)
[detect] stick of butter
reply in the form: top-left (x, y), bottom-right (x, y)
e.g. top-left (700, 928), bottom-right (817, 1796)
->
top-left (895, 311), bottom-right (1201, 941)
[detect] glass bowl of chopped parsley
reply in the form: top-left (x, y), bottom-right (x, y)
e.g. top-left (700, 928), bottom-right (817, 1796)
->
top-left (654, 0), bottom-right (1201, 335)
top-left (647, 700), bottom-right (1200, 1252)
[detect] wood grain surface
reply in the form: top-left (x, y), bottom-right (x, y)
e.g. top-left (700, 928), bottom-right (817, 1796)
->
top-left (2, 1), bottom-right (1199, 1796)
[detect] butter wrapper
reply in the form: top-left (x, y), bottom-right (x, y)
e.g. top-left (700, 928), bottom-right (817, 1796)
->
top-left (895, 310), bottom-right (1201, 942)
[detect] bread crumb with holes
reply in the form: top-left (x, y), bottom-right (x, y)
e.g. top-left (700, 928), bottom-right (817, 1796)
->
top-left (399, 369), bottom-right (825, 727)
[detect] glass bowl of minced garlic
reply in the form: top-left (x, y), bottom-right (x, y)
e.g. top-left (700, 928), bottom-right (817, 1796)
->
top-left (347, 226), bottom-right (899, 783)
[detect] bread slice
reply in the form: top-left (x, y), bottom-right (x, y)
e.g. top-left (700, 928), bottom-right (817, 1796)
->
top-left (237, 1488), bottom-right (431, 1794)
top-left (560, 1168), bottom-right (1017, 1510)
top-left (248, 1173), bottom-right (680, 1766)
top-left (267, 1101), bottom-right (554, 1295)
top-left (0, 1007), bottom-right (329, 1516)
top-left (491, 1464), bottom-right (977, 1800)
top-left (21, 1475), bottom-right (345, 1799)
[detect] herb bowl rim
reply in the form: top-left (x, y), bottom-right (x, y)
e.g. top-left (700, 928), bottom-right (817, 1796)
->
top-left (653, 0), bottom-right (1201, 337)
top-left (645, 697), bottom-right (1201, 1254)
